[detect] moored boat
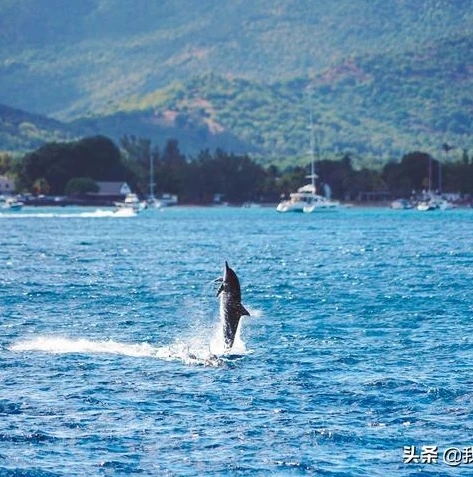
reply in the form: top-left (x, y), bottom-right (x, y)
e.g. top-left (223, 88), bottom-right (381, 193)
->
top-left (148, 193), bottom-right (178, 208)
top-left (2, 196), bottom-right (24, 210)
top-left (276, 106), bottom-right (340, 213)
top-left (416, 194), bottom-right (455, 211)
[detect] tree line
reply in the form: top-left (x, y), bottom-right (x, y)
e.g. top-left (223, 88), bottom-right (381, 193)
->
top-left (5, 135), bottom-right (473, 203)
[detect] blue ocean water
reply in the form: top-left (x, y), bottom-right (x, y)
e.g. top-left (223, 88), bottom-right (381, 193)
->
top-left (1, 206), bottom-right (473, 476)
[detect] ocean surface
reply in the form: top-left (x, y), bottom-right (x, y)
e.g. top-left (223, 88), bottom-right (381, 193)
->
top-left (1, 205), bottom-right (473, 476)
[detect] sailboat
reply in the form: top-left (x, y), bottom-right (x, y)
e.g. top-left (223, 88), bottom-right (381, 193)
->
top-left (276, 108), bottom-right (340, 213)
top-left (146, 152), bottom-right (160, 208)
top-left (416, 155), bottom-right (454, 211)
top-left (147, 153), bottom-right (178, 208)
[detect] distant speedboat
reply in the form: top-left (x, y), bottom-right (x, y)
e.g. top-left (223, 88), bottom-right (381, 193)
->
top-left (115, 193), bottom-right (146, 212)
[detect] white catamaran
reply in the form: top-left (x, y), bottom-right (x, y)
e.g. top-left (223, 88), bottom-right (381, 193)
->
top-left (276, 108), bottom-right (340, 213)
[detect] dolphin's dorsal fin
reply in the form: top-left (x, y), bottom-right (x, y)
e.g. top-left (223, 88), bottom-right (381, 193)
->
top-left (239, 304), bottom-right (250, 316)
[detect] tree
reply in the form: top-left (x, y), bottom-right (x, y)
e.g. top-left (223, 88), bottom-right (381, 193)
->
top-left (0, 152), bottom-right (13, 175)
top-left (18, 136), bottom-right (131, 195)
top-left (33, 178), bottom-right (50, 195)
top-left (383, 151), bottom-right (437, 196)
top-left (154, 139), bottom-right (187, 194)
top-left (162, 138), bottom-right (186, 168)
top-left (461, 148), bottom-right (470, 165)
top-left (315, 155), bottom-right (353, 199)
top-left (344, 168), bottom-right (387, 200)
top-left (278, 167), bottom-right (307, 197)
top-left (119, 135), bottom-right (155, 195)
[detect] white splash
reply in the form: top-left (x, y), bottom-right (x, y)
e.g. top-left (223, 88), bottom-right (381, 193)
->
top-left (9, 305), bottom-right (257, 367)
top-left (8, 334), bottom-right (247, 367)
top-left (209, 319), bottom-right (248, 356)
top-left (10, 336), bottom-right (157, 357)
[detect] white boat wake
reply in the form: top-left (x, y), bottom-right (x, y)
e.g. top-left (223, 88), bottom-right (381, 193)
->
top-left (0, 209), bottom-right (136, 219)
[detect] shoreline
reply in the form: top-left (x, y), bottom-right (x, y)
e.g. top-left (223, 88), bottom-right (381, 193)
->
top-left (15, 200), bottom-right (473, 210)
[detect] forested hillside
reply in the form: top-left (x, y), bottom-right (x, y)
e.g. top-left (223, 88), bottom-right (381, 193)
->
top-left (0, 104), bottom-right (73, 152)
top-left (75, 34), bottom-right (473, 167)
top-left (0, 0), bottom-right (471, 118)
top-left (0, 0), bottom-right (471, 166)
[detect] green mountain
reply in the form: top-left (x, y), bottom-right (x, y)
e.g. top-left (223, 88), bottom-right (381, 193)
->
top-left (1, 0), bottom-right (471, 118)
top-left (75, 34), bottom-right (473, 167)
top-left (0, 0), bottom-right (472, 164)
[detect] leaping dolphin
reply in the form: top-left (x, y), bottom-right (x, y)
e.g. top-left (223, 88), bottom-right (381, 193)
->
top-left (216, 262), bottom-right (250, 350)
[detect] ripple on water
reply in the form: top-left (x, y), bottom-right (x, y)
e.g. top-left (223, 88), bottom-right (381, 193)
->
top-left (1, 207), bottom-right (473, 475)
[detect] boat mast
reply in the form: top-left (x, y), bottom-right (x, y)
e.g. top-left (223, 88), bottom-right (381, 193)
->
top-left (306, 91), bottom-right (318, 192)
top-left (428, 155), bottom-right (432, 194)
top-left (309, 107), bottom-right (315, 191)
top-left (149, 151), bottom-right (155, 199)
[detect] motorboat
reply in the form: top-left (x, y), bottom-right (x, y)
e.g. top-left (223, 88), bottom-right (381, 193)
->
top-left (115, 193), bottom-right (146, 212)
